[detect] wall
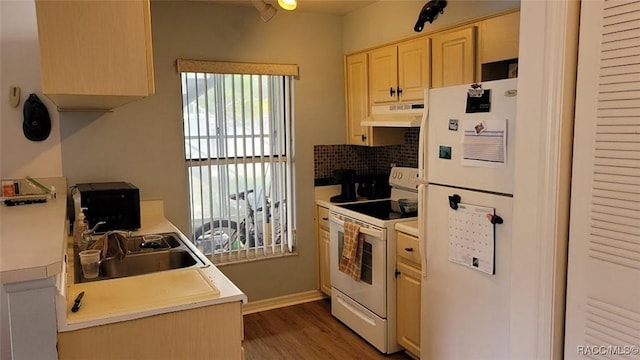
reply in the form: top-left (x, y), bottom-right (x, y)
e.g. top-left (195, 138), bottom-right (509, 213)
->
top-left (343, 0), bottom-right (520, 53)
top-left (0, 2), bottom-right (63, 358)
top-left (59, 1), bottom-right (346, 302)
top-left (511, 1), bottom-right (578, 357)
top-left (0, 0), bottom-right (62, 180)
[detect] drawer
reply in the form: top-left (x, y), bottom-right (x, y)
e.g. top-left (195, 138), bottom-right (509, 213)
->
top-left (396, 231), bottom-right (421, 267)
top-left (317, 206), bottom-right (330, 230)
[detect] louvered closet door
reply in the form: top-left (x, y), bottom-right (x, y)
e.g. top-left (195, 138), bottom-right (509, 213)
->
top-left (565, 1), bottom-right (640, 359)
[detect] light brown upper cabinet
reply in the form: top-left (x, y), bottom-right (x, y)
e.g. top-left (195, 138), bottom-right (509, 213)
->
top-left (369, 37), bottom-right (430, 105)
top-left (345, 52), bottom-right (405, 146)
top-left (431, 27), bottom-right (476, 88)
top-left (35, 0), bottom-right (155, 111)
top-left (478, 11), bottom-right (520, 65)
top-left (477, 10), bottom-right (520, 81)
top-left (345, 53), bottom-right (370, 145)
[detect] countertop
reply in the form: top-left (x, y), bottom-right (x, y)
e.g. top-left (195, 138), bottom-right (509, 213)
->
top-left (316, 185), bottom-right (419, 236)
top-left (0, 177), bottom-right (67, 284)
top-left (314, 185), bottom-right (371, 208)
top-left (395, 220), bottom-right (419, 237)
top-left (56, 200), bottom-right (247, 332)
top-left (315, 185), bottom-right (341, 208)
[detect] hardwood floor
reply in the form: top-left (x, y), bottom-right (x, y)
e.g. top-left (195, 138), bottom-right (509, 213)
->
top-left (243, 298), bottom-right (415, 360)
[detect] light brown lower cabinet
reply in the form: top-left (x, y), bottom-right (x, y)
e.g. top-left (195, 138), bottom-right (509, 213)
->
top-left (316, 205), bottom-right (332, 296)
top-left (57, 301), bottom-right (243, 360)
top-left (396, 231), bottom-right (421, 357)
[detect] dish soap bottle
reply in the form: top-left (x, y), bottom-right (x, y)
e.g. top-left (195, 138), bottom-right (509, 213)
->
top-left (73, 207), bottom-right (88, 249)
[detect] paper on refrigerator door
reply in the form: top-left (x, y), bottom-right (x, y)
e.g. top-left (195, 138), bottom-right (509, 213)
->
top-left (461, 119), bottom-right (507, 168)
top-left (448, 203), bottom-right (495, 275)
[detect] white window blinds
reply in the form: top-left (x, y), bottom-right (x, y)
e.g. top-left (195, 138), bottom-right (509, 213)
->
top-left (178, 60), bottom-right (296, 264)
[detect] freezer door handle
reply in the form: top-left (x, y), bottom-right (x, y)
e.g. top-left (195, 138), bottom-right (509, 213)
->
top-left (418, 88), bottom-right (429, 179)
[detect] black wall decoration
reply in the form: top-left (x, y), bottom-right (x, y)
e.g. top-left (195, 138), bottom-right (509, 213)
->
top-left (414, 0), bottom-right (448, 32)
top-left (22, 93), bottom-right (51, 142)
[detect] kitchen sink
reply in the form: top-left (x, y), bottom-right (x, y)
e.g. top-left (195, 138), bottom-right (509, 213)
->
top-left (125, 233), bottom-right (182, 252)
top-left (75, 232), bottom-right (205, 283)
top-left (100, 250), bottom-right (198, 279)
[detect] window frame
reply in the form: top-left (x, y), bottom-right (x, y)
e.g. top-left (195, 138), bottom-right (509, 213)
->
top-left (178, 59), bottom-right (298, 265)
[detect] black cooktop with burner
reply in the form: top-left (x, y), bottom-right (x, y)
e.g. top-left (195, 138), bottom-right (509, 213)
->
top-left (337, 200), bottom-right (416, 220)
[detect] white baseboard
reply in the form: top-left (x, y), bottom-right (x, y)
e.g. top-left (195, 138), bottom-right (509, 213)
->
top-left (242, 290), bottom-right (327, 315)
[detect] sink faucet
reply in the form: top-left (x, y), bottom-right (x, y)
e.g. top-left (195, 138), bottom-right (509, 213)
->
top-left (82, 221), bottom-right (106, 245)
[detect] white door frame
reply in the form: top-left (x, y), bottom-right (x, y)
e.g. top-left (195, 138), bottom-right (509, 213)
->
top-left (511, 1), bottom-right (580, 359)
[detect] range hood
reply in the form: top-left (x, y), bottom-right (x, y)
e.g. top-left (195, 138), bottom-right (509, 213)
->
top-left (361, 102), bottom-right (426, 127)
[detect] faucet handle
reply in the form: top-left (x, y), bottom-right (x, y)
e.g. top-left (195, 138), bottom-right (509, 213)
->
top-left (82, 221), bottom-right (106, 244)
top-left (85, 221), bottom-right (106, 234)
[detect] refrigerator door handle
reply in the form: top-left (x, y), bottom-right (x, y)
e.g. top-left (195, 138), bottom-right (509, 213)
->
top-left (418, 183), bottom-right (428, 277)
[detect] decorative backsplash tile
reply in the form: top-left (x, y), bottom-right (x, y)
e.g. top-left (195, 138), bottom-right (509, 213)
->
top-left (314, 145), bottom-right (377, 178)
top-left (314, 128), bottom-right (419, 183)
top-left (377, 127), bottom-right (419, 170)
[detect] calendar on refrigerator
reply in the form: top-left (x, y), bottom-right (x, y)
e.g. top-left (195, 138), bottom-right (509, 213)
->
top-left (448, 202), bottom-right (495, 275)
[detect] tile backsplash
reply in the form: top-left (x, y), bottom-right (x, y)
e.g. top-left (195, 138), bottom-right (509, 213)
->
top-left (314, 128), bottom-right (419, 183)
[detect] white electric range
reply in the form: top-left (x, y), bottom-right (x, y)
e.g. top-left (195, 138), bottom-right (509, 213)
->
top-left (329, 166), bottom-right (419, 354)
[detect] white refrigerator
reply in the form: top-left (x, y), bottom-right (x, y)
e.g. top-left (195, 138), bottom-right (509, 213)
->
top-left (417, 78), bottom-right (517, 360)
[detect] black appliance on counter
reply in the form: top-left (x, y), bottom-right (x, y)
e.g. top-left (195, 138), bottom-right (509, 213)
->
top-left (330, 169), bottom-right (357, 203)
top-left (357, 174), bottom-right (391, 200)
top-left (71, 182), bottom-right (141, 232)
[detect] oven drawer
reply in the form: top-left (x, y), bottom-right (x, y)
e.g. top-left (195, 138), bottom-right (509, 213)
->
top-left (396, 231), bottom-right (421, 266)
top-left (331, 289), bottom-right (388, 353)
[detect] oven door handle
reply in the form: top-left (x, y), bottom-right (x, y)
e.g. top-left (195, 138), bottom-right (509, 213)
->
top-left (329, 216), bottom-right (385, 239)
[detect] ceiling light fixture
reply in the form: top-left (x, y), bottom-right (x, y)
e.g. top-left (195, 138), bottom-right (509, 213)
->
top-left (277, 0), bottom-right (297, 11)
top-left (251, 0), bottom-right (277, 22)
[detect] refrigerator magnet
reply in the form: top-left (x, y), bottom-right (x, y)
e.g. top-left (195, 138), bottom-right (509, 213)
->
top-left (466, 89), bottom-right (491, 113)
top-left (448, 119), bottom-right (458, 131)
top-left (474, 121), bottom-right (487, 135)
top-left (439, 146), bottom-right (452, 160)
top-left (487, 213), bottom-right (503, 225)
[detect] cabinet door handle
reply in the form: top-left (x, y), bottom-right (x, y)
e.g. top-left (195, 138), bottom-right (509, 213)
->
top-left (322, 217), bottom-right (328, 221)
top-left (361, 134), bottom-right (367, 142)
top-left (404, 247), bottom-right (414, 252)
top-left (397, 87), bottom-right (403, 95)
top-left (389, 87), bottom-right (396, 97)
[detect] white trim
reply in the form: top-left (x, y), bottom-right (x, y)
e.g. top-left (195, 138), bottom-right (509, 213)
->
top-left (511, 1), bottom-right (579, 359)
top-left (242, 290), bottom-right (326, 315)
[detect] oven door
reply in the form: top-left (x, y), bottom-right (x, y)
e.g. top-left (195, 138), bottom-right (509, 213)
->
top-left (329, 214), bottom-right (387, 318)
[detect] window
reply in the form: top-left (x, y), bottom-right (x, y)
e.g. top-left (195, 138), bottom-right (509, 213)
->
top-left (178, 59), bottom-right (297, 264)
